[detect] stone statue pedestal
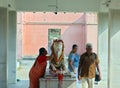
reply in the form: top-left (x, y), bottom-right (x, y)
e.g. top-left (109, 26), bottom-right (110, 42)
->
top-left (39, 74), bottom-right (77, 88)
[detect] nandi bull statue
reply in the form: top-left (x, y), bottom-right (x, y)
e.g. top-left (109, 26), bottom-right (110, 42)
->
top-left (49, 39), bottom-right (67, 75)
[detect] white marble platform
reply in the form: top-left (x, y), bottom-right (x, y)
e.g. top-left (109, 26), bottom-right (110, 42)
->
top-left (40, 78), bottom-right (76, 88)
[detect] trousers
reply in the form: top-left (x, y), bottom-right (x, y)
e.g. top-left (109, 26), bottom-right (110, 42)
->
top-left (81, 77), bottom-right (94, 88)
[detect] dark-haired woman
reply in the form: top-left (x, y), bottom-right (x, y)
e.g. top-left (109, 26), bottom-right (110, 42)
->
top-left (29, 48), bottom-right (52, 88)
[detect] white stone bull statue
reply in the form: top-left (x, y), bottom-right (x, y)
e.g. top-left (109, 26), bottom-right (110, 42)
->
top-left (49, 39), bottom-right (66, 75)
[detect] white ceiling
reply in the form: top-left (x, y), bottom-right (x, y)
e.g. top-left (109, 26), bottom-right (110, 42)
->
top-left (16, 0), bottom-right (100, 12)
top-left (1, 0), bottom-right (120, 12)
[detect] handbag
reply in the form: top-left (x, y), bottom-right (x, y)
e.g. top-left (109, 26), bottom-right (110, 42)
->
top-left (93, 53), bottom-right (101, 82)
top-left (95, 74), bottom-right (101, 81)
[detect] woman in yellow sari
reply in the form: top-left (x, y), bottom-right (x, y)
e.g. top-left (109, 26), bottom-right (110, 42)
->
top-left (29, 47), bottom-right (52, 88)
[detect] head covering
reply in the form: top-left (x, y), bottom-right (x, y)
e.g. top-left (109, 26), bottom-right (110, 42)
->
top-left (39, 47), bottom-right (46, 55)
top-left (86, 43), bottom-right (93, 48)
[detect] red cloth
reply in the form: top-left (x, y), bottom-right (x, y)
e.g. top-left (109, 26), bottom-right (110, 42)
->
top-left (37, 55), bottom-right (47, 64)
top-left (29, 55), bottom-right (47, 88)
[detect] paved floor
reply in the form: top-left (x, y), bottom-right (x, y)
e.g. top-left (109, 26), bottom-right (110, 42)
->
top-left (8, 80), bottom-right (105, 88)
top-left (8, 80), bottom-right (29, 88)
top-left (17, 60), bottom-right (34, 80)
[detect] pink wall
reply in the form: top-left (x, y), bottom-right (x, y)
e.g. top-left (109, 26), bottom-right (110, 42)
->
top-left (22, 13), bottom-right (86, 56)
top-left (23, 26), bottom-right (48, 56)
top-left (86, 25), bottom-right (98, 53)
top-left (23, 24), bottom-right (86, 56)
top-left (17, 12), bottom-right (97, 57)
top-left (23, 12), bottom-right (85, 23)
top-left (61, 15), bottom-right (86, 55)
top-left (62, 26), bottom-right (86, 55)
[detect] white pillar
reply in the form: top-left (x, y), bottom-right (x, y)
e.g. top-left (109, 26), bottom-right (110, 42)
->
top-left (7, 11), bottom-right (17, 83)
top-left (0, 7), bottom-right (8, 88)
top-left (108, 9), bottom-right (120, 88)
top-left (98, 13), bottom-right (108, 88)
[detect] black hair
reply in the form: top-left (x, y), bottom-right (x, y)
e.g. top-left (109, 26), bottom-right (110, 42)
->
top-left (72, 44), bottom-right (78, 49)
top-left (39, 47), bottom-right (46, 56)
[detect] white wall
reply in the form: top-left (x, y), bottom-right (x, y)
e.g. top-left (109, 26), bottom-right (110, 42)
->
top-left (98, 13), bottom-right (108, 88)
top-left (109, 10), bottom-right (120, 88)
top-left (8, 0), bottom-right (16, 10)
top-left (0, 0), bottom-right (16, 10)
top-left (0, 0), bottom-right (7, 7)
top-left (0, 7), bottom-right (8, 88)
top-left (7, 11), bottom-right (17, 83)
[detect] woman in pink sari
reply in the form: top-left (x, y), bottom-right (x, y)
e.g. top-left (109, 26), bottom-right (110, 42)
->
top-left (29, 48), bottom-right (51, 88)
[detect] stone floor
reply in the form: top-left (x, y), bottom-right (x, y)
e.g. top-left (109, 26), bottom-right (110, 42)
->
top-left (8, 80), bottom-right (105, 88)
top-left (16, 60), bottom-right (34, 80)
top-left (8, 60), bottom-right (108, 88)
top-left (8, 80), bottom-right (29, 88)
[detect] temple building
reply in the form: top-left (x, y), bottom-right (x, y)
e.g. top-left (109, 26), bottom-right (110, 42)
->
top-left (0, 0), bottom-right (120, 88)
